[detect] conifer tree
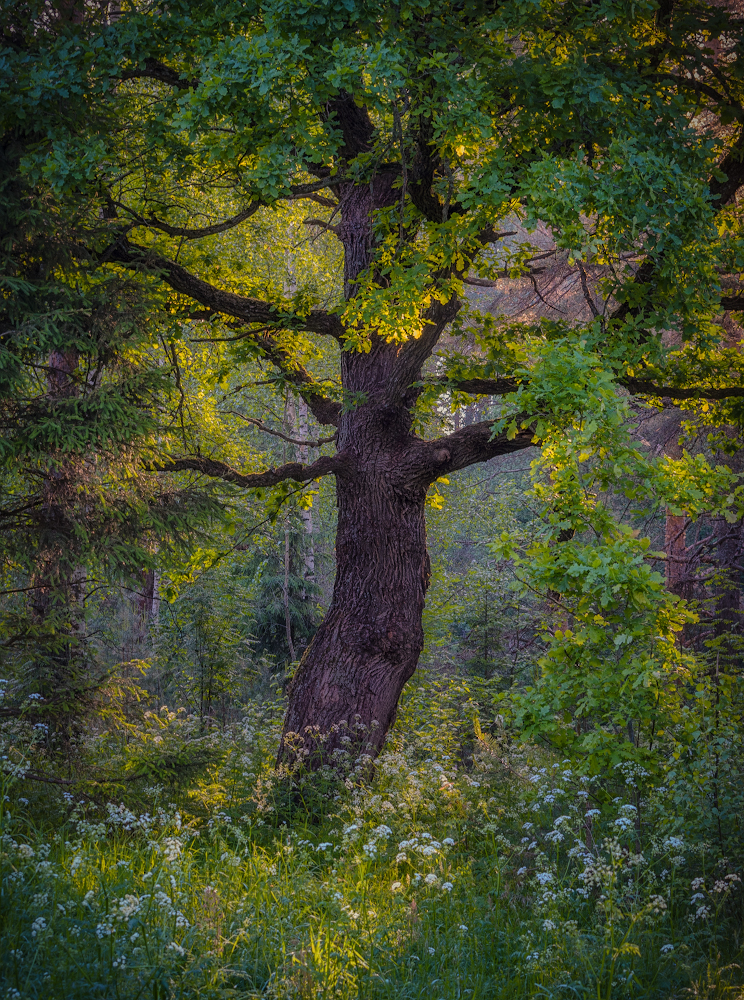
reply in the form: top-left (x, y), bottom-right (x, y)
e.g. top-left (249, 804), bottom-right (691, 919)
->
top-left (0, 5), bottom-right (223, 721)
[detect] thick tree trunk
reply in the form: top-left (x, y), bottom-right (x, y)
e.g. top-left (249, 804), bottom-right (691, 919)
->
top-left (280, 340), bottom-right (532, 761)
top-left (282, 354), bottom-right (430, 759)
top-left (280, 152), bottom-right (533, 764)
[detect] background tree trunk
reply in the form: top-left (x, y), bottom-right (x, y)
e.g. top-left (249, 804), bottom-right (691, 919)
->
top-left (296, 397), bottom-right (316, 592)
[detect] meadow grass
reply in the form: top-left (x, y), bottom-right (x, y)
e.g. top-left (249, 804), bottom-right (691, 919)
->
top-left (0, 671), bottom-right (742, 999)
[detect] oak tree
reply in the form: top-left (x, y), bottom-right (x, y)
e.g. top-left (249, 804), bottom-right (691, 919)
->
top-left (4, 0), bottom-right (744, 756)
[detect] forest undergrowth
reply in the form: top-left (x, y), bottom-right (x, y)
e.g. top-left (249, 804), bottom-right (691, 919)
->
top-left (1, 668), bottom-right (742, 1000)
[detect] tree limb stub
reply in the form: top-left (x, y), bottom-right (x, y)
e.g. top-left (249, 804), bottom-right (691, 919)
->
top-left (155, 453), bottom-right (345, 488)
top-left (418, 419), bottom-right (536, 483)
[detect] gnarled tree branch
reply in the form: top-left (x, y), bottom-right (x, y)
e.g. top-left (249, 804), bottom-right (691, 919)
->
top-left (222, 411), bottom-right (337, 447)
top-left (430, 373), bottom-right (744, 402)
top-left (119, 57), bottom-right (199, 91)
top-left (115, 178), bottom-right (343, 239)
top-left (384, 296), bottom-right (462, 406)
top-left (155, 453), bottom-right (345, 488)
top-left (104, 237), bottom-right (345, 338)
top-left (116, 201), bottom-right (262, 240)
top-left (103, 238), bottom-right (343, 424)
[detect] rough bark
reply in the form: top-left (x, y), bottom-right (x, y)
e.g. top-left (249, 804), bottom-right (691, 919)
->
top-left (278, 163), bottom-right (535, 762)
top-left (281, 400), bottom-right (534, 760)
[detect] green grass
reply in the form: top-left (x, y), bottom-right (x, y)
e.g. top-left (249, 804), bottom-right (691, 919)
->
top-left (1, 672), bottom-right (742, 999)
